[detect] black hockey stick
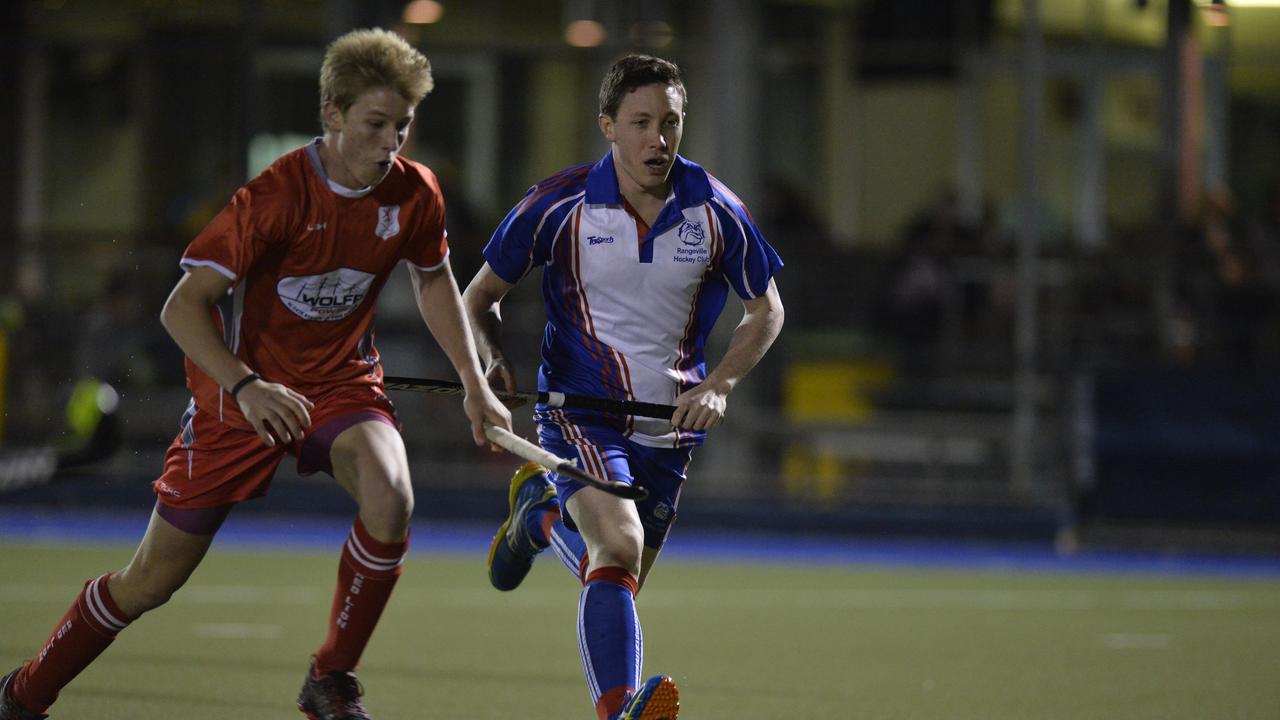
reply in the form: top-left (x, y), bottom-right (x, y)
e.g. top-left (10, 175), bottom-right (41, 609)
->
top-left (383, 375), bottom-right (676, 420)
top-left (483, 424), bottom-right (647, 501)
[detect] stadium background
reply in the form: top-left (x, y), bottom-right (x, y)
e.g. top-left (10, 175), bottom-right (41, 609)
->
top-left (1, 2), bottom-right (1280, 717)
top-left (5, 0), bottom-right (1280, 548)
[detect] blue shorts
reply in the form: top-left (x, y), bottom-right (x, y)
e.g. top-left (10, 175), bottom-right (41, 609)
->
top-left (536, 412), bottom-right (693, 550)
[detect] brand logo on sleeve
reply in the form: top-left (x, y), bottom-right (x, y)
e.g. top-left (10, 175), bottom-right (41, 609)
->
top-left (375, 206), bottom-right (401, 240)
top-left (277, 268), bottom-right (376, 321)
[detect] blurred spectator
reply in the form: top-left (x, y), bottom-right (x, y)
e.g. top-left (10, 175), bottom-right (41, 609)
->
top-left (433, 159), bottom-right (486, 279)
top-left (1242, 178), bottom-right (1280, 360)
top-left (761, 174), bottom-right (825, 244)
top-left (1175, 187), bottom-right (1276, 369)
top-left (74, 269), bottom-right (160, 389)
top-left (1244, 179), bottom-right (1280, 280)
top-left (757, 175), bottom-right (847, 329)
top-left (875, 189), bottom-right (987, 368)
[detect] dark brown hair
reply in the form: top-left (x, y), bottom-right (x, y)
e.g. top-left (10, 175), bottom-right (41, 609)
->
top-left (598, 54), bottom-right (687, 118)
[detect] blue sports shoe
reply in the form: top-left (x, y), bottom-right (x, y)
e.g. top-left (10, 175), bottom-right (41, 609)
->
top-left (617, 675), bottom-right (680, 720)
top-left (487, 462), bottom-right (556, 591)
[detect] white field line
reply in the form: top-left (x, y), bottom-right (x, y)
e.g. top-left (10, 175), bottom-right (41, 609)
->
top-left (191, 622), bottom-right (284, 640)
top-left (0, 584), bottom-right (320, 605)
top-left (1099, 633), bottom-right (1174, 649)
top-left (4, 584), bottom-right (1275, 611)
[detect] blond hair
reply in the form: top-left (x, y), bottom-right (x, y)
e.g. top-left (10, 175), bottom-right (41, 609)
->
top-left (319, 28), bottom-right (433, 113)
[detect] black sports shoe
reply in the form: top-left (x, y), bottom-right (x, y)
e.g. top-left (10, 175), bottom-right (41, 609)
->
top-left (0, 668), bottom-right (47, 720)
top-left (297, 662), bottom-right (371, 720)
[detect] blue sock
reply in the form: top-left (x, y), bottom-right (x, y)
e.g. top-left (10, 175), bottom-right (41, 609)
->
top-left (578, 569), bottom-right (641, 719)
top-left (548, 518), bottom-right (588, 579)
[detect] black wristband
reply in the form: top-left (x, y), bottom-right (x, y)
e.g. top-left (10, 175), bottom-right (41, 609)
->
top-left (229, 372), bottom-right (261, 399)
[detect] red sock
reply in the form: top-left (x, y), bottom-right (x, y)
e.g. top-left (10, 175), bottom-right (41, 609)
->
top-left (313, 516), bottom-right (408, 675)
top-left (12, 574), bottom-right (133, 713)
top-left (537, 504), bottom-right (561, 547)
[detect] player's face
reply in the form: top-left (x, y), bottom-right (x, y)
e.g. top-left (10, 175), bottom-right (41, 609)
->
top-left (322, 86), bottom-right (415, 188)
top-left (599, 83), bottom-right (684, 198)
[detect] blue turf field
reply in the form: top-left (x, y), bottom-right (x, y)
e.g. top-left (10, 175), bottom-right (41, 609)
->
top-left (3, 506), bottom-right (1278, 579)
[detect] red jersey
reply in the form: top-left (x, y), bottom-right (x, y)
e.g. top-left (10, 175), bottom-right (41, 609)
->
top-left (180, 140), bottom-right (448, 429)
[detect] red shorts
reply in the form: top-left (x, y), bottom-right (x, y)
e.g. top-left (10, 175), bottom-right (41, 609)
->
top-left (152, 383), bottom-right (398, 509)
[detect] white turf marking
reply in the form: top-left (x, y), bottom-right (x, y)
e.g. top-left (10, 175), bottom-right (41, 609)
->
top-left (191, 622), bottom-right (284, 640)
top-left (181, 585), bottom-right (319, 605)
top-left (0, 583), bottom-right (1274, 612)
top-left (1099, 633), bottom-right (1173, 650)
top-left (1121, 589), bottom-right (1259, 610)
top-left (0, 584), bottom-right (319, 605)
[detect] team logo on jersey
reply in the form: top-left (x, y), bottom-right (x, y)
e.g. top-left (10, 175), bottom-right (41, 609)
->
top-left (375, 206), bottom-right (401, 240)
top-left (588, 235), bottom-right (615, 246)
top-left (677, 219), bottom-right (705, 246)
top-left (277, 268), bottom-right (376, 322)
top-left (673, 219), bottom-right (710, 264)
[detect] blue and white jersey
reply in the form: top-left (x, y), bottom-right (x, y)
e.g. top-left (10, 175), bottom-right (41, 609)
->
top-left (484, 152), bottom-right (783, 448)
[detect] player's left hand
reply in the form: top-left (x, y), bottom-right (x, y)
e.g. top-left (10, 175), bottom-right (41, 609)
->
top-left (671, 383), bottom-right (727, 431)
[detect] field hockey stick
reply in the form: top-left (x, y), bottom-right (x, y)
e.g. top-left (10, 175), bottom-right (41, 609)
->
top-left (482, 424), bottom-right (648, 501)
top-left (0, 381), bottom-right (121, 496)
top-left (0, 447), bottom-right (61, 496)
top-left (383, 376), bottom-right (676, 420)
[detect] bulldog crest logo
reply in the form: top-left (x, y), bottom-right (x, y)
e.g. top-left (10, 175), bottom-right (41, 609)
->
top-left (677, 219), bottom-right (705, 246)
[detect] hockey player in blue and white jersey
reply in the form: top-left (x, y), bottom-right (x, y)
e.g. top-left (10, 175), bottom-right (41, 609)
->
top-left (462, 54), bottom-right (784, 720)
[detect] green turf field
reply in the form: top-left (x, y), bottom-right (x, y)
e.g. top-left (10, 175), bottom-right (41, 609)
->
top-left (1, 542), bottom-right (1278, 719)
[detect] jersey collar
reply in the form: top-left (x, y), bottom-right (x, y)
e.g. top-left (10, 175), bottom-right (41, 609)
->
top-left (306, 138), bottom-right (376, 198)
top-left (584, 151), bottom-right (713, 212)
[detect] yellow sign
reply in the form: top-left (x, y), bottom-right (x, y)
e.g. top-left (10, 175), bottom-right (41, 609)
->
top-left (783, 360), bottom-right (894, 423)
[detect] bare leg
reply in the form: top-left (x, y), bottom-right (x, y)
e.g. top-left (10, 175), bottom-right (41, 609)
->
top-left (329, 420), bottom-right (413, 542)
top-left (566, 487), bottom-right (645, 579)
top-left (7, 508), bottom-right (215, 713)
top-left (309, 419), bottom-right (412, 677)
top-left (638, 546), bottom-right (662, 590)
top-left (110, 508), bottom-right (218, 617)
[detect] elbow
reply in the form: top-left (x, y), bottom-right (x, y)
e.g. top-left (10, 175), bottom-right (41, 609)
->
top-left (462, 284), bottom-right (499, 320)
top-left (459, 282), bottom-right (477, 310)
top-left (159, 286), bottom-right (202, 339)
top-left (158, 296), bottom-right (177, 335)
top-left (768, 296), bottom-right (785, 335)
top-left (459, 286), bottom-right (481, 324)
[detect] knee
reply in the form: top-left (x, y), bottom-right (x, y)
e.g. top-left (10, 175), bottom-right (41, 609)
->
top-left (590, 526), bottom-right (644, 577)
top-left (358, 476), bottom-right (414, 539)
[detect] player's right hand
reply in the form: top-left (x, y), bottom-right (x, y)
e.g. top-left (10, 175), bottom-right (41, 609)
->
top-left (465, 385), bottom-right (512, 449)
top-left (234, 379), bottom-right (314, 447)
top-left (484, 357), bottom-right (522, 408)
